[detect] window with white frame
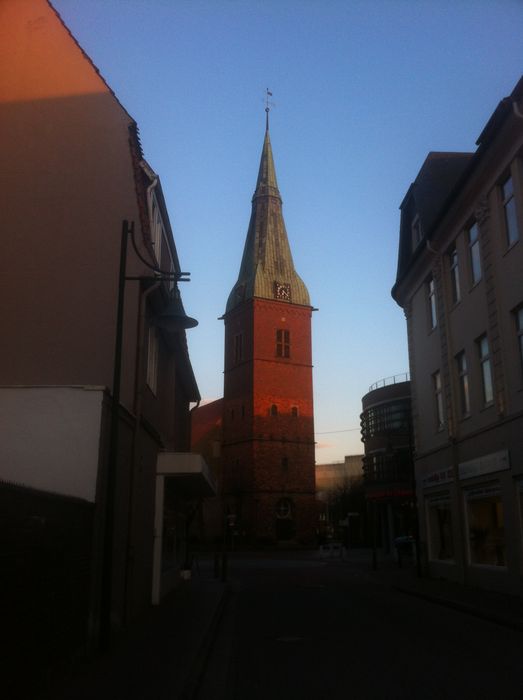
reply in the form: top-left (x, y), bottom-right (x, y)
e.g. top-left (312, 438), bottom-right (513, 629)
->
top-left (466, 488), bottom-right (505, 567)
top-left (427, 495), bottom-right (454, 561)
top-left (456, 350), bottom-right (470, 416)
top-left (449, 245), bottom-right (460, 304)
top-left (433, 370), bottom-right (445, 430)
top-left (501, 174), bottom-right (519, 247)
top-left (477, 334), bottom-right (494, 405)
top-left (147, 326), bottom-right (159, 394)
top-left (427, 277), bottom-right (437, 330)
top-left (467, 222), bottom-right (481, 285)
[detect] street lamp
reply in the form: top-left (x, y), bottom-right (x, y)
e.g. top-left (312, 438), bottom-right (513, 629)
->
top-left (100, 220), bottom-right (197, 649)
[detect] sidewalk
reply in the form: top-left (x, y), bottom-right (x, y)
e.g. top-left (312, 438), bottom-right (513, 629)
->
top-left (47, 570), bottom-right (228, 700)
top-left (344, 548), bottom-right (523, 632)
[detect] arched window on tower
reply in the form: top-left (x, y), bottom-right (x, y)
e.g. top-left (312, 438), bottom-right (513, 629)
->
top-left (291, 406), bottom-right (299, 417)
top-left (270, 404), bottom-right (278, 416)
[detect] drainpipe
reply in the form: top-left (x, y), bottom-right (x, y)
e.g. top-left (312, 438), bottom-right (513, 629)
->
top-left (425, 238), bottom-right (468, 584)
top-left (123, 279), bottom-right (161, 625)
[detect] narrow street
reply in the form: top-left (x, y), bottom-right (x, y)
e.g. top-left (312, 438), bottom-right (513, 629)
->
top-left (196, 552), bottom-right (523, 699)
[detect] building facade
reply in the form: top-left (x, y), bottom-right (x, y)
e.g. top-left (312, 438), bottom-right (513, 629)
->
top-left (316, 455), bottom-right (365, 545)
top-left (219, 117), bottom-right (317, 545)
top-left (0, 0), bottom-right (211, 683)
top-left (392, 77), bottom-right (523, 593)
top-left (361, 377), bottom-right (415, 554)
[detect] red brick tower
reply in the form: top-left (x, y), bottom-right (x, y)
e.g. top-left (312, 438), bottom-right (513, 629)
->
top-left (221, 116), bottom-right (316, 545)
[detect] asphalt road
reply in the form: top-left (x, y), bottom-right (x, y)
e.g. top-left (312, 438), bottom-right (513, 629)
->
top-left (196, 552), bottom-right (523, 700)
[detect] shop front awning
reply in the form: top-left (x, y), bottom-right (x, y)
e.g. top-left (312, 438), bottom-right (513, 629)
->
top-left (156, 451), bottom-right (216, 499)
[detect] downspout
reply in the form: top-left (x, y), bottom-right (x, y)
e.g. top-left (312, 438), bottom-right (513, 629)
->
top-left (123, 278), bottom-right (161, 625)
top-left (426, 238), bottom-right (468, 584)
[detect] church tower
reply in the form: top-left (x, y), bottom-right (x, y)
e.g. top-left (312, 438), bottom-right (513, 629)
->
top-left (222, 114), bottom-right (316, 545)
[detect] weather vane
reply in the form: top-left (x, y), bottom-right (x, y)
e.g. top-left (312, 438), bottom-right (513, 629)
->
top-left (264, 88), bottom-right (275, 130)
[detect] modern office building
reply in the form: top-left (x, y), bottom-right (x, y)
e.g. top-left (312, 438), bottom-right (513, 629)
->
top-left (361, 376), bottom-right (414, 554)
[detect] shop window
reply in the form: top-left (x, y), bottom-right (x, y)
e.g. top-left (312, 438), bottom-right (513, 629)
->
top-left (427, 499), bottom-right (454, 561)
top-left (466, 492), bottom-right (506, 566)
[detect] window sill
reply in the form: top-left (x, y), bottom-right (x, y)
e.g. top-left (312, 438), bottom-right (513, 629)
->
top-left (479, 402), bottom-right (495, 413)
top-left (459, 413), bottom-right (472, 422)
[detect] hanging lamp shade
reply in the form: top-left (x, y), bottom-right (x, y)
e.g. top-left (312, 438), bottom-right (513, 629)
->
top-left (154, 287), bottom-right (198, 331)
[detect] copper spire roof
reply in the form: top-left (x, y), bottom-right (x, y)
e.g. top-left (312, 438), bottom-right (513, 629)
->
top-left (226, 123), bottom-right (310, 312)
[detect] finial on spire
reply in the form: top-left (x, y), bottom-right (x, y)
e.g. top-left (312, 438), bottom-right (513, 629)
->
top-left (265, 88), bottom-right (274, 131)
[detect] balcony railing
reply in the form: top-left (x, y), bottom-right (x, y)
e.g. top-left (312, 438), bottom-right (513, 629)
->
top-left (368, 372), bottom-right (410, 393)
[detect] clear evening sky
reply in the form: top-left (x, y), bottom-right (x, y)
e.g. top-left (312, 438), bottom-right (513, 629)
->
top-left (53, 0), bottom-right (522, 463)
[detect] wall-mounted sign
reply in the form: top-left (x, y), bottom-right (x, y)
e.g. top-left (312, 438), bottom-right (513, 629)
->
top-left (458, 450), bottom-right (509, 481)
top-left (464, 484), bottom-right (501, 500)
top-left (422, 466), bottom-right (454, 488)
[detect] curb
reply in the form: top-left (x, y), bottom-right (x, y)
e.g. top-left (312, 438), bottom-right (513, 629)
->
top-left (392, 584), bottom-right (523, 633)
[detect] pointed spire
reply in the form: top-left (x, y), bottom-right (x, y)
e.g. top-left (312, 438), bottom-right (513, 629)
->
top-left (253, 128), bottom-right (280, 201)
top-left (225, 115), bottom-right (310, 313)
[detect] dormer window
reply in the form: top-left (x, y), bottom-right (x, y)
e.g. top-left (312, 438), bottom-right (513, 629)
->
top-left (412, 215), bottom-right (422, 249)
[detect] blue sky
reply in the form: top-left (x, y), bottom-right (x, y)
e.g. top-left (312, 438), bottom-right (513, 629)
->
top-left (53, 0), bottom-right (522, 463)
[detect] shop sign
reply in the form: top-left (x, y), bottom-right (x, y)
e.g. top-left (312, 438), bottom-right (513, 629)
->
top-left (465, 484), bottom-right (500, 500)
top-left (458, 450), bottom-right (510, 481)
top-left (422, 466), bottom-right (454, 488)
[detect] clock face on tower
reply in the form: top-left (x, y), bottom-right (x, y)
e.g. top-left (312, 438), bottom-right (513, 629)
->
top-left (274, 282), bottom-right (291, 301)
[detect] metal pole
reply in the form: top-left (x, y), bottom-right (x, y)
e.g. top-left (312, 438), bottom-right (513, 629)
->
top-left (100, 220), bottom-right (130, 649)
